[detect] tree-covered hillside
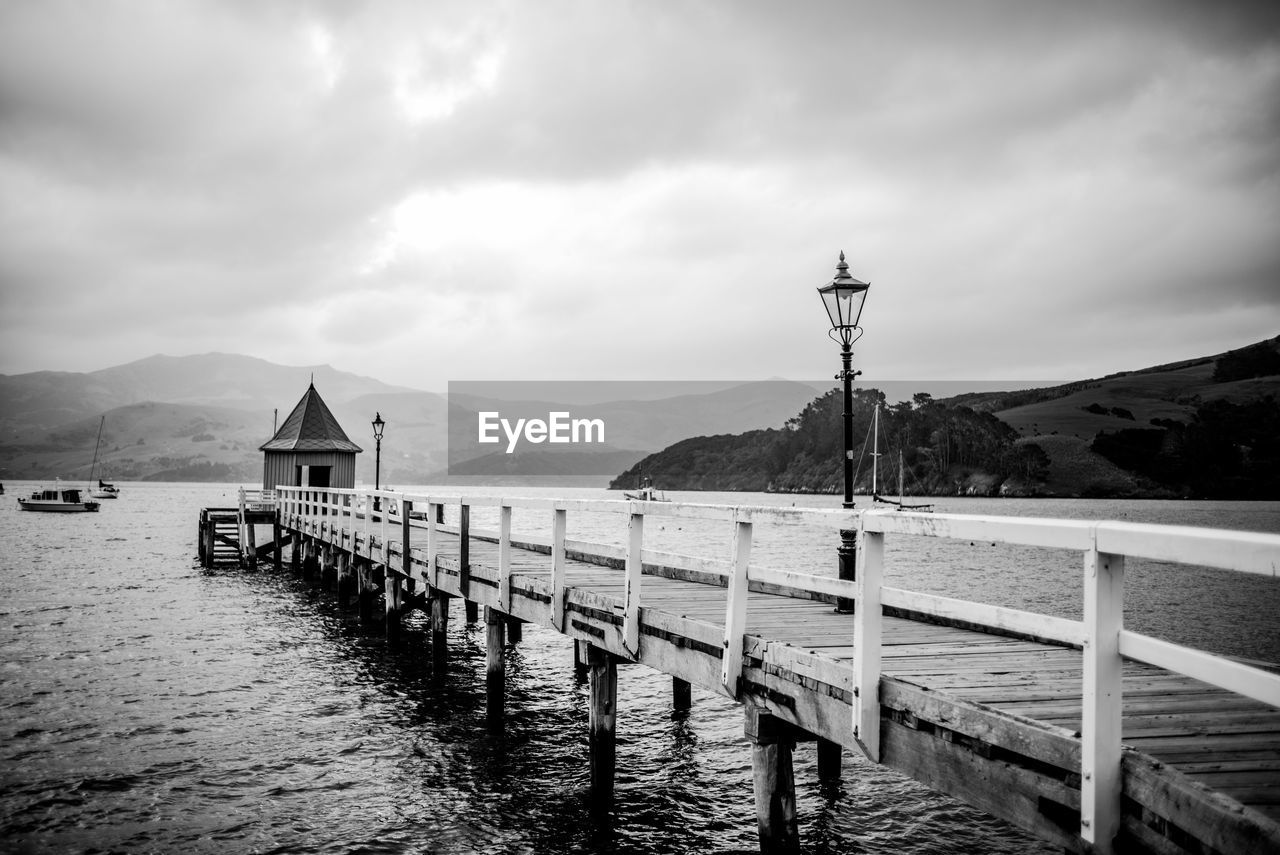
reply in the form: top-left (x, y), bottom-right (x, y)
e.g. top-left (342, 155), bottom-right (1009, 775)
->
top-left (611, 388), bottom-right (1050, 496)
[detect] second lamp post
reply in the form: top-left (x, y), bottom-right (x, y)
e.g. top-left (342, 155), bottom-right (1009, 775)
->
top-left (372, 412), bottom-right (385, 511)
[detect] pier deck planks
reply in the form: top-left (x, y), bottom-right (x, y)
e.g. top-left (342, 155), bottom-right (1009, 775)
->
top-left (284, 511), bottom-right (1280, 850)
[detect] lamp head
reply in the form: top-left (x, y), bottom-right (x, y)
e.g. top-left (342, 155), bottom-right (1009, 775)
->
top-left (817, 251), bottom-right (870, 348)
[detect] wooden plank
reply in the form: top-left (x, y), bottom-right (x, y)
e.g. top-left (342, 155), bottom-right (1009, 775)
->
top-left (1122, 748), bottom-right (1280, 855)
top-left (879, 716), bottom-right (1081, 852)
top-left (882, 678), bottom-right (1082, 772)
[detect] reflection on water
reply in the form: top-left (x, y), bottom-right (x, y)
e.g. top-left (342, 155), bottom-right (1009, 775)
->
top-left (2, 483), bottom-right (1276, 853)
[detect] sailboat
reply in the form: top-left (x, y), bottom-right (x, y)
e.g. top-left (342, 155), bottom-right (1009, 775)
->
top-left (871, 403), bottom-right (933, 512)
top-left (88, 416), bottom-right (120, 499)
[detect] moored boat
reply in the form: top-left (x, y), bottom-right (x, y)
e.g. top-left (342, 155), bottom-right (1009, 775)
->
top-left (624, 476), bottom-right (668, 502)
top-left (87, 416), bottom-right (120, 498)
top-left (18, 481), bottom-right (101, 513)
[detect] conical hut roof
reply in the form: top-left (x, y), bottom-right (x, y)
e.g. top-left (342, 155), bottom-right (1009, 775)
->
top-left (259, 383), bottom-right (363, 453)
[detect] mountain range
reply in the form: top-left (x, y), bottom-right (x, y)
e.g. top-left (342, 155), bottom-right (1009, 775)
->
top-left (0, 355), bottom-right (817, 485)
top-left (3, 338), bottom-right (1276, 495)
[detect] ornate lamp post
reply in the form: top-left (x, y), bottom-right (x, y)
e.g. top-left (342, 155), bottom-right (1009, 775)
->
top-left (817, 251), bottom-right (870, 509)
top-left (372, 412), bottom-right (385, 511)
top-left (818, 252), bottom-right (870, 619)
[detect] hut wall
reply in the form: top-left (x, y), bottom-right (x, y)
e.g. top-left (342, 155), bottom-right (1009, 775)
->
top-left (262, 451), bottom-right (357, 490)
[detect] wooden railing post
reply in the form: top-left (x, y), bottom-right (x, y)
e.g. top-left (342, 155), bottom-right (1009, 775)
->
top-left (460, 502), bottom-right (471, 600)
top-left (622, 507), bottom-right (644, 657)
top-left (424, 501), bottom-right (439, 588)
top-left (498, 504), bottom-right (512, 613)
top-left (380, 493), bottom-right (390, 567)
top-left (401, 499), bottom-right (413, 578)
top-left (551, 507), bottom-right (568, 631)
top-left (1082, 539), bottom-right (1124, 854)
top-left (852, 512), bottom-right (883, 762)
top-left (237, 488), bottom-right (247, 566)
top-left (721, 513), bottom-right (753, 698)
top-left (362, 491), bottom-right (372, 559)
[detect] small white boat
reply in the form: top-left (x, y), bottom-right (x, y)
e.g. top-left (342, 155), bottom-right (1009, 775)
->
top-left (624, 477), bottom-right (668, 502)
top-left (18, 482), bottom-right (101, 513)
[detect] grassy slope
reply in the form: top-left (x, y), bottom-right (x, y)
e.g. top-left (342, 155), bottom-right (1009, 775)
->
top-left (992, 341), bottom-right (1278, 496)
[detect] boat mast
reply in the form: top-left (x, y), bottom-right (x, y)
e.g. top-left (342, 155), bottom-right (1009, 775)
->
top-left (871, 403), bottom-right (880, 497)
top-left (899, 449), bottom-right (905, 508)
top-left (89, 415), bottom-right (105, 486)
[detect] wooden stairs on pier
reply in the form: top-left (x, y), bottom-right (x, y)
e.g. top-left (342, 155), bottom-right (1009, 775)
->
top-left (198, 508), bottom-right (242, 566)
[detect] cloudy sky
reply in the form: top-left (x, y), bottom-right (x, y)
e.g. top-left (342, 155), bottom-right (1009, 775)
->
top-left (2, 0), bottom-right (1277, 391)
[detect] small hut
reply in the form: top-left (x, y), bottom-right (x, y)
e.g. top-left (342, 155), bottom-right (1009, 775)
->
top-left (260, 383), bottom-right (362, 490)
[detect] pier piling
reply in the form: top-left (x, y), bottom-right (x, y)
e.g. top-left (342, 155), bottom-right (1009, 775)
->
top-left (385, 574), bottom-right (403, 638)
top-left (431, 592), bottom-right (450, 671)
top-left (672, 677), bottom-right (691, 713)
top-left (485, 606), bottom-right (506, 728)
top-left (745, 706), bottom-right (799, 854)
top-left (588, 644), bottom-right (618, 806)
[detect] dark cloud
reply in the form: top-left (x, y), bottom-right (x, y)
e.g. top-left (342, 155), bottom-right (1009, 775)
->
top-left (0, 0), bottom-right (1276, 386)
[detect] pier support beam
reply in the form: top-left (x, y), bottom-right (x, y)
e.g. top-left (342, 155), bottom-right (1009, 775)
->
top-left (673, 677), bottom-right (692, 713)
top-left (336, 552), bottom-right (354, 605)
top-left (464, 600), bottom-right (479, 623)
top-left (272, 520), bottom-right (282, 571)
top-left (431, 592), bottom-right (450, 671)
top-left (321, 544), bottom-right (335, 589)
top-left (745, 706), bottom-right (800, 854)
top-left (588, 644), bottom-right (618, 806)
top-left (507, 616), bottom-right (522, 645)
top-left (385, 574), bottom-right (403, 638)
top-left (485, 606), bottom-right (506, 728)
top-left (356, 562), bottom-right (375, 623)
top-left (302, 538), bottom-right (319, 579)
top-left (200, 512), bottom-right (212, 568)
top-left (816, 739), bottom-right (841, 779)
top-left (574, 639), bottom-right (590, 682)
top-left (290, 535), bottom-right (300, 572)
top-left (243, 523), bottom-right (257, 568)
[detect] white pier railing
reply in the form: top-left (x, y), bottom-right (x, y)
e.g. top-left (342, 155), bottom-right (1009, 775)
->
top-left (273, 486), bottom-right (1280, 852)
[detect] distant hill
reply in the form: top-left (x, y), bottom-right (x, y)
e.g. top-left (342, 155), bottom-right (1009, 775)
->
top-left (0, 354), bottom-right (447, 484)
top-left (0, 356), bottom-right (822, 486)
top-left (613, 336), bottom-right (1280, 499)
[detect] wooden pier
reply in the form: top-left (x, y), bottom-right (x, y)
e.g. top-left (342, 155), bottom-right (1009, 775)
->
top-left (199, 487), bottom-right (1280, 854)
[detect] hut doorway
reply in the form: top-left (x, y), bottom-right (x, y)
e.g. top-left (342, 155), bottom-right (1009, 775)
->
top-left (298, 465), bottom-right (332, 489)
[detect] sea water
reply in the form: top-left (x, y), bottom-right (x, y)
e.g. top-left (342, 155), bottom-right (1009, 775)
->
top-left (2, 484), bottom-right (1277, 854)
